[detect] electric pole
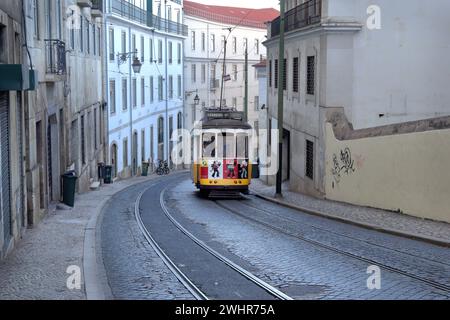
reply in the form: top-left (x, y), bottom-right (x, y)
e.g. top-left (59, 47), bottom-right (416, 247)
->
top-left (276, 0), bottom-right (285, 196)
top-left (219, 28), bottom-right (232, 110)
top-left (244, 47), bottom-right (248, 122)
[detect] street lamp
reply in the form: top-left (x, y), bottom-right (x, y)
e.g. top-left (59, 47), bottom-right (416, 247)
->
top-left (131, 57), bottom-right (142, 74)
top-left (193, 94), bottom-right (200, 106)
top-left (117, 50), bottom-right (142, 74)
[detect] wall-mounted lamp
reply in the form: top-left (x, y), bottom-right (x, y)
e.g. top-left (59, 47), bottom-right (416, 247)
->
top-left (117, 50), bottom-right (142, 74)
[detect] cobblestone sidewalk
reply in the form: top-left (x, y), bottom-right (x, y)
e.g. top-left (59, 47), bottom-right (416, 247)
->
top-left (250, 179), bottom-right (450, 246)
top-left (0, 175), bottom-right (159, 300)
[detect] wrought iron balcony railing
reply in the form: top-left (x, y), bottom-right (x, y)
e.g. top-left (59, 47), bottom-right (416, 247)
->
top-left (110, 0), bottom-right (188, 36)
top-left (45, 39), bottom-right (66, 75)
top-left (270, 0), bottom-right (322, 38)
top-left (91, 0), bottom-right (103, 11)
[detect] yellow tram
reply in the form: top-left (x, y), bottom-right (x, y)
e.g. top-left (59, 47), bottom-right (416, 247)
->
top-left (191, 109), bottom-right (254, 196)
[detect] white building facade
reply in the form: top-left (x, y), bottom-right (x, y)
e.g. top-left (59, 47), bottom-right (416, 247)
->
top-left (183, 1), bottom-right (279, 131)
top-left (264, 0), bottom-right (450, 223)
top-left (105, 0), bottom-right (187, 178)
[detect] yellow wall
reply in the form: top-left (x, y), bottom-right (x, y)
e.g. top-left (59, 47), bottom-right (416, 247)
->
top-left (324, 123), bottom-right (450, 223)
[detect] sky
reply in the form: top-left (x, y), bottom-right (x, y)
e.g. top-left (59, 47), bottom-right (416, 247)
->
top-left (189, 0), bottom-right (280, 10)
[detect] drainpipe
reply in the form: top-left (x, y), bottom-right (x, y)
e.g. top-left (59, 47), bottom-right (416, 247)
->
top-left (164, 0), bottom-right (169, 163)
top-left (129, 25), bottom-right (133, 175)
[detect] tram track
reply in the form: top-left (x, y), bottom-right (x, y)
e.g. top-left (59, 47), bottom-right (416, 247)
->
top-left (134, 176), bottom-right (293, 300)
top-left (213, 199), bottom-right (450, 294)
top-left (238, 197), bottom-right (450, 268)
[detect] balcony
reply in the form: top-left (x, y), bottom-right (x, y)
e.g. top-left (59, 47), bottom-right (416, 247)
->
top-left (270, 0), bottom-right (322, 38)
top-left (91, 0), bottom-right (103, 17)
top-left (45, 39), bottom-right (66, 75)
top-left (77, 0), bottom-right (92, 8)
top-left (110, 0), bottom-right (188, 36)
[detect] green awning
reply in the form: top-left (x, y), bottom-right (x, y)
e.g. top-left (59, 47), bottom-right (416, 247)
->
top-left (0, 64), bottom-right (36, 91)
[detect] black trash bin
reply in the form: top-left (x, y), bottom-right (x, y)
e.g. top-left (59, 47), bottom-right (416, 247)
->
top-left (142, 161), bottom-right (149, 176)
top-left (97, 162), bottom-right (105, 181)
top-left (61, 171), bottom-right (78, 207)
top-left (104, 165), bottom-right (113, 184)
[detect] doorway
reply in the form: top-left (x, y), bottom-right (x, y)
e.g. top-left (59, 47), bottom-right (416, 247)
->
top-left (282, 129), bottom-right (290, 182)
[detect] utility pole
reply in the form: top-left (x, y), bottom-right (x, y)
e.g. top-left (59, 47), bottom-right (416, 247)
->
top-left (244, 47), bottom-right (248, 122)
top-left (219, 28), bottom-right (232, 110)
top-left (276, 0), bottom-right (285, 196)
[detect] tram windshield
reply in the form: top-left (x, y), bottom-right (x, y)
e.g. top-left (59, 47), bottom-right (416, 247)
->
top-left (202, 131), bottom-right (249, 159)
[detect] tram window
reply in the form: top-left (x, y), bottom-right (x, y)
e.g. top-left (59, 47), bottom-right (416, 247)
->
top-left (217, 132), bottom-right (235, 159)
top-left (236, 133), bottom-right (249, 159)
top-left (202, 133), bottom-right (216, 158)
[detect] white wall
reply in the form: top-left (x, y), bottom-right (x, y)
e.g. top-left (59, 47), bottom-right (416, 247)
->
top-left (106, 1), bottom-right (184, 176)
top-left (184, 15), bottom-right (267, 130)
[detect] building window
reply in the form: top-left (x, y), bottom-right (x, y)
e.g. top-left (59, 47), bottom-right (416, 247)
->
top-left (254, 39), bottom-right (259, 55)
top-left (141, 130), bottom-right (146, 162)
top-left (81, 115), bottom-right (86, 165)
top-left (122, 79), bottom-right (127, 110)
top-left (132, 78), bottom-right (137, 108)
top-left (132, 34), bottom-right (136, 58)
top-left (232, 97), bottom-right (237, 108)
top-left (97, 27), bottom-right (101, 56)
top-left (177, 43), bottom-right (181, 64)
top-left (243, 38), bottom-right (248, 52)
top-left (232, 37), bottom-right (237, 54)
top-left (232, 64), bottom-right (238, 81)
top-left (210, 34), bottom-right (215, 52)
top-left (201, 64), bottom-right (206, 83)
top-left (158, 40), bottom-right (163, 64)
top-left (149, 38), bottom-right (153, 62)
top-left (80, 17), bottom-right (84, 52)
top-left (191, 31), bottom-right (196, 50)
top-left (169, 75), bottom-right (173, 99)
top-left (93, 26), bottom-right (97, 55)
top-left (70, 10), bottom-right (75, 49)
top-left (109, 80), bottom-right (116, 114)
top-left (306, 140), bottom-right (314, 180)
top-left (254, 96), bottom-right (259, 111)
top-left (274, 59), bottom-right (278, 89)
top-left (269, 60), bottom-right (272, 88)
top-left (121, 31), bottom-right (126, 53)
top-left (168, 41), bottom-right (173, 64)
top-left (150, 76), bottom-right (154, 103)
top-left (177, 112), bottom-right (182, 130)
top-left (86, 19), bottom-right (90, 54)
top-left (33, 0), bottom-right (39, 38)
top-left (158, 117), bottom-right (164, 144)
top-left (201, 32), bottom-right (206, 51)
top-left (293, 57), bottom-right (299, 93)
top-left (141, 78), bottom-right (145, 106)
top-left (140, 36), bottom-right (145, 62)
top-left (211, 64), bottom-right (216, 80)
top-left (283, 58), bottom-right (287, 91)
top-left (123, 138), bottom-right (128, 167)
top-left (191, 64), bottom-right (196, 83)
top-left (307, 56), bottom-right (315, 95)
top-left (158, 76), bottom-right (163, 101)
top-left (109, 28), bottom-right (115, 61)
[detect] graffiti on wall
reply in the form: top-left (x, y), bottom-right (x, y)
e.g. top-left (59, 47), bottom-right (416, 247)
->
top-left (331, 147), bottom-right (356, 185)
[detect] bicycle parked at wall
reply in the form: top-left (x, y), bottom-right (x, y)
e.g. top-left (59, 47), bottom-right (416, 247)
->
top-left (155, 160), bottom-right (170, 175)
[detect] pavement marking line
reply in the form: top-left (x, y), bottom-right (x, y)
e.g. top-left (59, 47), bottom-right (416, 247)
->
top-left (160, 187), bottom-right (294, 301)
top-left (135, 189), bottom-right (208, 301)
top-left (250, 191), bottom-right (450, 248)
top-left (214, 200), bottom-right (450, 294)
